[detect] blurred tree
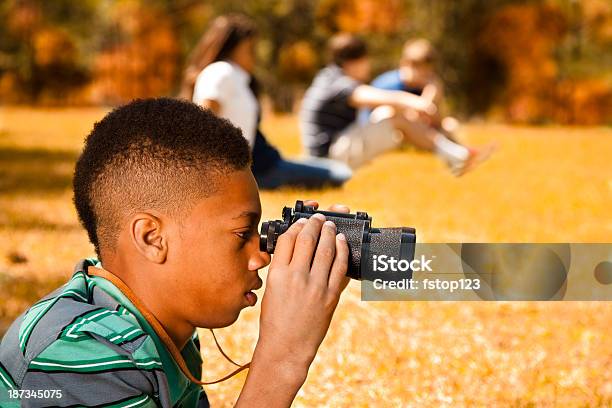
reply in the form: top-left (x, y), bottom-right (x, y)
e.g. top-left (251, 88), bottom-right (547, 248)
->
top-left (90, 0), bottom-right (180, 104)
top-left (324, 0), bottom-right (405, 34)
top-left (476, 2), bottom-right (568, 123)
top-left (0, 0), bottom-right (93, 103)
top-left (0, 0), bottom-right (609, 123)
top-left (278, 41), bottom-right (318, 83)
top-left (474, 1), bottom-right (611, 124)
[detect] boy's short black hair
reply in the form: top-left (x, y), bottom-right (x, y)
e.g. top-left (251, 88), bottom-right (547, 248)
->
top-left (73, 97), bottom-right (251, 259)
top-left (328, 33), bottom-right (368, 66)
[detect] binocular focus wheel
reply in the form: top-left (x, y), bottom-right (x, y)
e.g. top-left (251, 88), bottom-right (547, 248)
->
top-left (267, 222), bottom-right (276, 254)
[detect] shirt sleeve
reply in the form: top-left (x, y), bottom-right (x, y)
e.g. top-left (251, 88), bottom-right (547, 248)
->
top-left (20, 335), bottom-right (161, 407)
top-left (192, 61), bottom-right (234, 106)
top-left (330, 74), bottom-right (360, 106)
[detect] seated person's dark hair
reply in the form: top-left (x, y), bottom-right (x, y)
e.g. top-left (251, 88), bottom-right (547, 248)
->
top-left (328, 33), bottom-right (368, 66)
top-left (73, 97), bottom-right (251, 260)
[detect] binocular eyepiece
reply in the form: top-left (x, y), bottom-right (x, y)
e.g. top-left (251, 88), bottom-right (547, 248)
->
top-left (260, 201), bottom-right (416, 280)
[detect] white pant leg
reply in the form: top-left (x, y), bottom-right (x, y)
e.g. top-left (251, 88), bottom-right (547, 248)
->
top-left (329, 118), bottom-right (401, 169)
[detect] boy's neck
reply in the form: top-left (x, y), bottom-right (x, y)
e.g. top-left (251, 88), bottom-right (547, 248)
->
top-left (338, 66), bottom-right (360, 83)
top-left (102, 258), bottom-right (195, 350)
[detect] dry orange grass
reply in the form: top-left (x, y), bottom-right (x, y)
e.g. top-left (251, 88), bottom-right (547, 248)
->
top-left (0, 107), bottom-right (611, 407)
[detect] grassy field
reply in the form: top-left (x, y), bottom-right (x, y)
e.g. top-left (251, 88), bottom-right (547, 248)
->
top-left (0, 107), bottom-right (611, 407)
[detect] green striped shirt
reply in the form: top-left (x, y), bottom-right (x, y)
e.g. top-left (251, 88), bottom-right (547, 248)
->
top-left (0, 259), bottom-right (209, 407)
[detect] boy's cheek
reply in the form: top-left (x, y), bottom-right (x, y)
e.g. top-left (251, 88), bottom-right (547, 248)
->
top-left (175, 237), bottom-right (251, 295)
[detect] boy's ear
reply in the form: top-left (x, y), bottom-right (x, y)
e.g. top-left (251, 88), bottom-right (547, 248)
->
top-left (130, 212), bottom-right (168, 264)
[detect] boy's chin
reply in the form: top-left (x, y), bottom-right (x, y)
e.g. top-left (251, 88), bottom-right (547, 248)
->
top-left (198, 309), bottom-right (243, 329)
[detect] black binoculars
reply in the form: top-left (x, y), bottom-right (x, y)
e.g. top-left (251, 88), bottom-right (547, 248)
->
top-left (260, 201), bottom-right (416, 280)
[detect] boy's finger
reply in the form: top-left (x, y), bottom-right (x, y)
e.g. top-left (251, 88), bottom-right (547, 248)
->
top-left (310, 221), bottom-right (337, 285)
top-left (290, 214), bottom-right (326, 272)
top-left (327, 233), bottom-right (350, 295)
top-left (303, 200), bottom-right (319, 210)
top-left (270, 218), bottom-right (308, 266)
top-left (424, 102), bottom-right (437, 116)
top-left (326, 204), bottom-right (350, 213)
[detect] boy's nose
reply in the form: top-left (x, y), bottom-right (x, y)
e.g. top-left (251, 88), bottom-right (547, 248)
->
top-left (259, 251), bottom-right (271, 266)
top-left (249, 250), bottom-right (271, 271)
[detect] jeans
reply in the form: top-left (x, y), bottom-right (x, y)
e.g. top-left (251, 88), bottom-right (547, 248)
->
top-left (254, 157), bottom-right (352, 189)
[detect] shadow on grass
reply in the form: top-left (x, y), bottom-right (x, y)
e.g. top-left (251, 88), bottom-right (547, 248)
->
top-left (0, 147), bottom-right (78, 194)
top-left (0, 218), bottom-right (80, 231)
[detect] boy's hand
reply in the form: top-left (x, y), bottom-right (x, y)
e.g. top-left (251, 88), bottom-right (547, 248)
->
top-left (258, 200), bottom-right (350, 366)
top-left (400, 92), bottom-right (437, 117)
top-left (237, 202), bottom-right (350, 407)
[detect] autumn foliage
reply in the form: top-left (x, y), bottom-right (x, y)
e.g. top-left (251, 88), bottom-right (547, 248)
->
top-left (477, 3), bottom-right (611, 124)
top-left (90, 2), bottom-right (179, 104)
top-left (0, 0), bottom-right (610, 124)
top-left (1, 0), bottom-right (87, 103)
top-left (318, 0), bottom-right (405, 34)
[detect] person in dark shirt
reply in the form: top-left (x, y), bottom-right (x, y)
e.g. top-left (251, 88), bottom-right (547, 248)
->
top-left (301, 34), bottom-right (493, 175)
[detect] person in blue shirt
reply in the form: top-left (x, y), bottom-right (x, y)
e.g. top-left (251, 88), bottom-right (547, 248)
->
top-left (364, 38), bottom-right (495, 175)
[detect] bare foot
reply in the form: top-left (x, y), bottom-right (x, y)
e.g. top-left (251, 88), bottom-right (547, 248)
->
top-left (450, 142), bottom-right (498, 176)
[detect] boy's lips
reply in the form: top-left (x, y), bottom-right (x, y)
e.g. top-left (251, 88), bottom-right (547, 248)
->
top-left (244, 276), bottom-right (263, 306)
top-left (244, 291), bottom-right (258, 306)
top-left (250, 277), bottom-right (263, 291)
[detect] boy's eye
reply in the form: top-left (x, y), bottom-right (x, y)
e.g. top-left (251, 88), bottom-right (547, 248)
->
top-left (235, 231), bottom-right (253, 240)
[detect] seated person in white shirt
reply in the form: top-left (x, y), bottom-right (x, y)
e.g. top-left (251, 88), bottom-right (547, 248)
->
top-left (180, 14), bottom-right (352, 189)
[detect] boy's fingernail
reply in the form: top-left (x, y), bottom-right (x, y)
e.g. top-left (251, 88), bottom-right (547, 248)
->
top-left (337, 233), bottom-right (346, 241)
top-left (324, 221), bottom-right (336, 229)
top-left (296, 218), bottom-right (308, 224)
top-left (312, 213), bottom-right (326, 221)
